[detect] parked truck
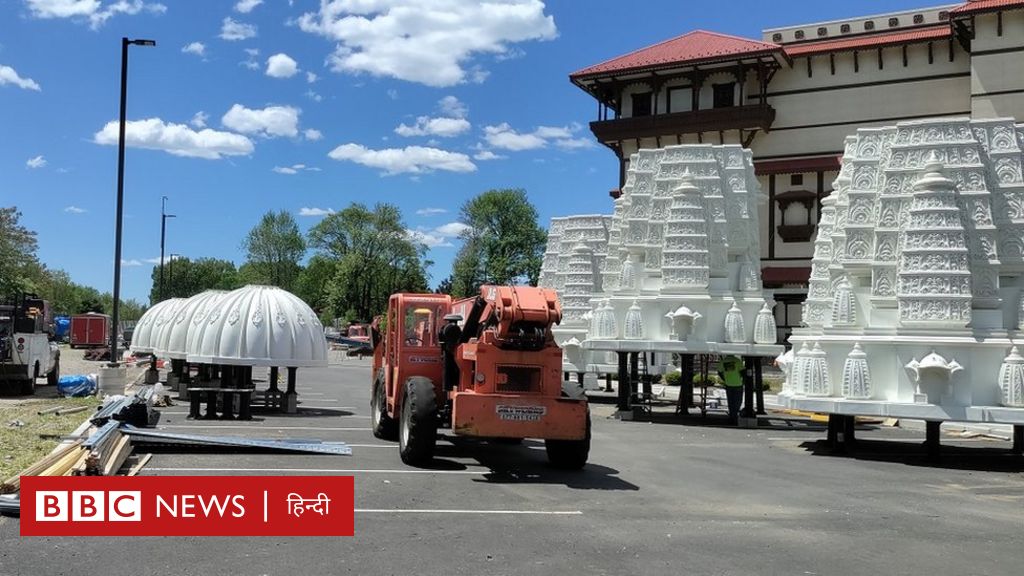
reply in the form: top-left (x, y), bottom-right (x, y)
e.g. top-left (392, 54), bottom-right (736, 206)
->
top-left (0, 294), bottom-right (60, 395)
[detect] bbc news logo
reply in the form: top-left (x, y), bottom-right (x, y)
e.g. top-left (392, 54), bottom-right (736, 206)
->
top-left (21, 476), bottom-right (353, 537)
top-left (36, 491), bottom-right (141, 522)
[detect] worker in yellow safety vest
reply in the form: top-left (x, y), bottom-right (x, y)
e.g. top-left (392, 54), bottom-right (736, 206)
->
top-left (718, 355), bottom-right (744, 425)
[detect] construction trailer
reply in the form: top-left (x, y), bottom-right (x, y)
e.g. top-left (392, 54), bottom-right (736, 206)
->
top-left (371, 285), bottom-right (590, 469)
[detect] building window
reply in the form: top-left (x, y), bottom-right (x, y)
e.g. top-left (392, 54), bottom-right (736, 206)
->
top-left (864, 20), bottom-right (875, 30)
top-left (913, 14), bottom-right (924, 24)
top-left (888, 17), bottom-right (899, 28)
top-left (817, 27), bottom-right (828, 37)
top-left (791, 174), bottom-right (804, 186)
top-left (631, 91), bottom-right (652, 117)
top-left (840, 23), bottom-right (851, 33)
top-left (939, 11), bottom-right (949, 20)
top-left (712, 83), bottom-right (735, 109)
top-left (772, 32), bottom-right (783, 42)
top-left (666, 86), bottom-right (691, 113)
top-left (795, 29), bottom-right (805, 40)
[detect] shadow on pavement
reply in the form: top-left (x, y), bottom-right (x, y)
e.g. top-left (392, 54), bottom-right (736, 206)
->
top-left (249, 406), bottom-right (356, 418)
top-left (799, 438), bottom-right (1024, 472)
top-left (613, 409), bottom-right (832, 433)
top-left (437, 437), bottom-right (639, 491)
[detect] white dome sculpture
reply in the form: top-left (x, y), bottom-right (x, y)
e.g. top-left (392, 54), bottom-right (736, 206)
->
top-left (186, 285), bottom-right (327, 368)
top-left (149, 298), bottom-right (192, 358)
top-left (130, 298), bottom-right (187, 354)
top-left (160, 290), bottom-right (227, 360)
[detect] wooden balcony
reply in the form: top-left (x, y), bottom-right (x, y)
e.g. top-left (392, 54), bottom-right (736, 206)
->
top-left (589, 104), bottom-right (776, 143)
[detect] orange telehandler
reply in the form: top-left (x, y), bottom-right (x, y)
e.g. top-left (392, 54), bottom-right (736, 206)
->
top-left (370, 285), bottom-right (590, 468)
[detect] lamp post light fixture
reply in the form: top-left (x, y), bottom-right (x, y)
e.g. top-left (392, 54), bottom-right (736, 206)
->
top-left (159, 196), bottom-right (176, 301)
top-left (110, 37), bottom-right (156, 367)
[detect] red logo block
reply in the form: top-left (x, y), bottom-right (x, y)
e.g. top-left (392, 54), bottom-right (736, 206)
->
top-left (20, 476), bottom-right (354, 536)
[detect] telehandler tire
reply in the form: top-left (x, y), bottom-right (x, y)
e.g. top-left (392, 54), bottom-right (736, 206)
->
top-left (371, 372), bottom-right (398, 440)
top-left (399, 376), bottom-right (438, 466)
top-left (545, 411), bottom-right (591, 470)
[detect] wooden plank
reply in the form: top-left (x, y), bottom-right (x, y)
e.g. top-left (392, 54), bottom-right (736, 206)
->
top-left (102, 437), bottom-right (132, 476)
top-left (127, 453), bottom-right (152, 477)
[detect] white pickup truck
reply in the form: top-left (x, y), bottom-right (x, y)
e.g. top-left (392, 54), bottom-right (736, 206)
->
top-left (0, 302), bottom-right (60, 395)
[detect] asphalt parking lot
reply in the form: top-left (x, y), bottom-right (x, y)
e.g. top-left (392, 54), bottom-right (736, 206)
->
top-left (2, 359), bottom-right (1023, 576)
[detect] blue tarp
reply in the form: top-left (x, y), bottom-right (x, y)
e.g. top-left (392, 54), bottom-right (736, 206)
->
top-left (53, 316), bottom-right (70, 339)
top-left (57, 374), bottom-right (98, 397)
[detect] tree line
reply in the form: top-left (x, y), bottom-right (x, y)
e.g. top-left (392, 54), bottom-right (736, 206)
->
top-left (1, 188), bottom-right (548, 325)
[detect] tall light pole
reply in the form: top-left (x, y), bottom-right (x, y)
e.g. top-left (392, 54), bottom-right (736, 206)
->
top-left (159, 196), bottom-right (175, 301)
top-left (110, 37), bottom-right (156, 366)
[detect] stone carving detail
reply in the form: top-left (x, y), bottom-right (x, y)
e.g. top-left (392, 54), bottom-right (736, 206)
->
top-left (841, 343), bottom-right (872, 399)
top-left (753, 303), bottom-right (776, 344)
top-left (791, 342), bottom-right (811, 395)
top-left (905, 351), bottom-right (962, 404)
top-left (831, 276), bottom-right (857, 326)
top-left (998, 346), bottom-right (1024, 407)
top-left (724, 300), bottom-right (746, 343)
top-left (803, 342), bottom-right (831, 397)
top-left (623, 300), bottom-right (644, 340)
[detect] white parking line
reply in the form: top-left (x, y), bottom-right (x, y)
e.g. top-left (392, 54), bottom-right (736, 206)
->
top-left (355, 509), bottom-right (582, 515)
top-left (157, 425), bottom-right (368, 431)
top-left (145, 467), bottom-right (486, 475)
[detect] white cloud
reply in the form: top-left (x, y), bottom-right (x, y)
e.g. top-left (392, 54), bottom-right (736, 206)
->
top-left (190, 111), bottom-right (208, 128)
top-left (328, 143), bottom-right (476, 175)
top-left (482, 122), bottom-right (593, 151)
top-left (298, 207), bottom-right (334, 217)
top-left (26, 0), bottom-right (167, 29)
top-left (64, 205), bottom-right (87, 214)
top-left (473, 150), bottom-right (504, 161)
top-left (221, 104), bottom-right (300, 138)
top-left (304, 128), bottom-right (323, 141)
top-left (245, 48), bottom-right (260, 57)
top-left (94, 117), bottom-right (254, 159)
top-left (438, 95), bottom-right (467, 119)
top-left (266, 53), bottom-right (299, 78)
top-left (415, 207), bottom-right (447, 216)
top-left (0, 65), bottom-right (41, 91)
top-left (395, 116), bottom-right (470, 138)
top-left (306, 71), bottom-right (318, 83)
top-left (144, 254), bottom-right (182, 265)
top-left (26, 155), bottom-right (47, 169)
top-left (273, 164), bottom-right (319, 175)
top-left (220, 16), bottom-right (257, 40)
top-left (386, 89), bottom-right (399, 100)
top-left (182, 41), bottom-right (205, 57)
top-left (297, 0), bottom-right (557, 87)
top-left (121, 259), bottom-right (143, 267)
top-left (305, 90), bottom-right (323, 102)
top-left (240, 48), bottom-right (260, 70)
top-left (234, 0), bottom-right (262, 13)
top-left (435, 222), bottom-right (471, 237)
top-left (407, 222), bottom-right (471, 248)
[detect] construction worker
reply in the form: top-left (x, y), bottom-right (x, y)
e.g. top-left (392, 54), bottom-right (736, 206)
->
top-left (718, 355), bottom-right (745, 425)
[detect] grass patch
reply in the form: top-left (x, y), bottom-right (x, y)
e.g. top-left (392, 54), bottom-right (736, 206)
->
top-left (0, 397), bottom-right (100, 480)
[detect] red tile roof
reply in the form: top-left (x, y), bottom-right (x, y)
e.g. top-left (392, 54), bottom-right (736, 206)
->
top-left (784, 25), bottom-right (952, 57)
top-left (951, 0), bottom-right (1024, 15)
top-left (570, 30), bottom-right (782, 80)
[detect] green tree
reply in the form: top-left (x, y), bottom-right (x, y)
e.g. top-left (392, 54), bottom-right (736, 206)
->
top-left (294, 255), bottom-right (336, 313)
top-left (0, 207), bottom-right (41, 299)
top-left (149, 257), bottom-right (240, 303)
top-left (434, 275), bottom-right (454, 295)
top-left (242, 211), bottom-right (306, 290)
top-left (449, 189), bottom-right (547, 296)
top-left (308, 203), bottom-right (430, 322)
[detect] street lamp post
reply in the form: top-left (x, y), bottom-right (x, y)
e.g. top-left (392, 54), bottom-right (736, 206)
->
top-left (159, 196), bottom-right (175, 300)
top-left (110, 37), bottom-right (155, 366)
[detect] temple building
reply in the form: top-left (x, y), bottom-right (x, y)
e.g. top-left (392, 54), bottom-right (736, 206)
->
top-left (570, 0), bottom-right (1024, 342)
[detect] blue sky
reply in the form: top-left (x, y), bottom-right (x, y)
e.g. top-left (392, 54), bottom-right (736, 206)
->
top-left (1, 0), bottom-right (931, 303)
